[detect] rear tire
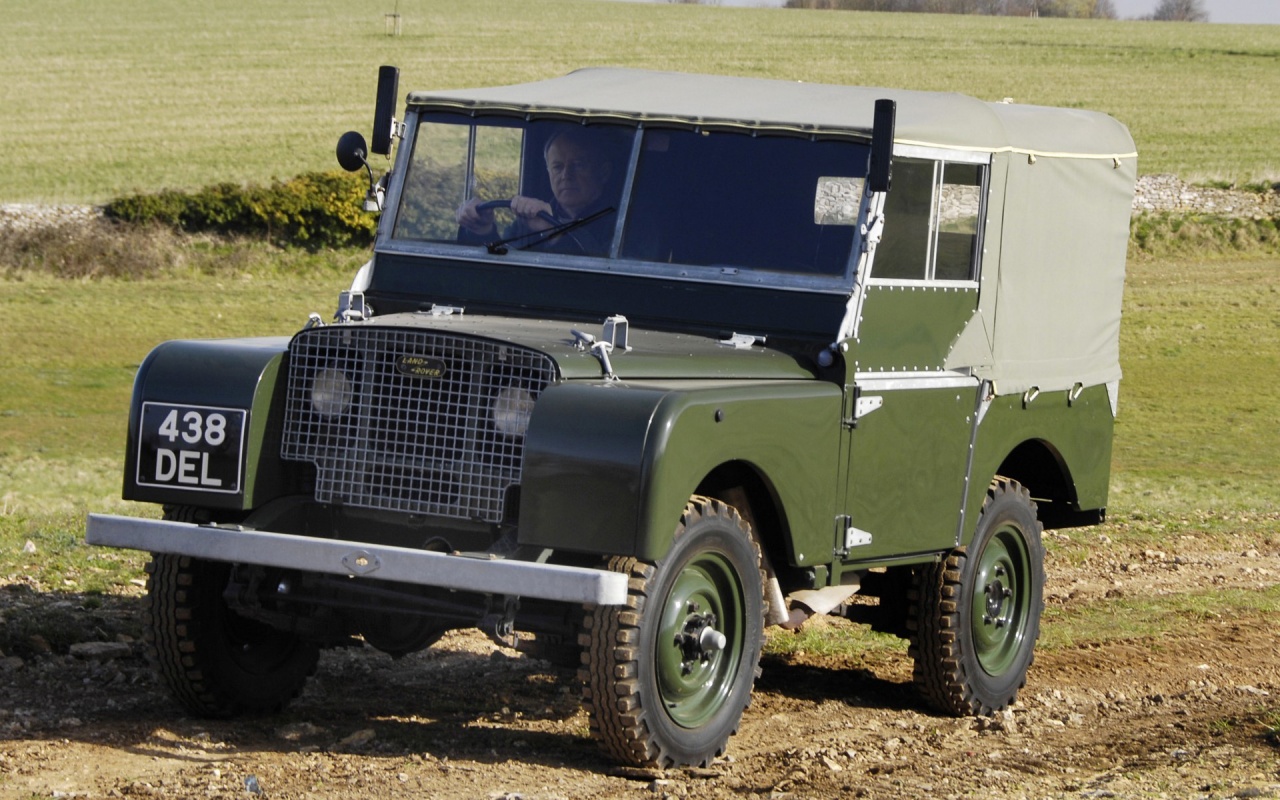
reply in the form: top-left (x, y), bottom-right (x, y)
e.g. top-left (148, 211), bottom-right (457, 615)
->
top-left (145, 507), bottom-right (319, 717)
top-left (580, 496), bottom-right (764, 768)
top-left (909, 478), bottom-right (1045, 716)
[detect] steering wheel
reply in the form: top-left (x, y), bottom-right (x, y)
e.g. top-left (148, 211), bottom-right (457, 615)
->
top-left (475, 198), bottom-right (559, 227)
top-left (473, 197), bottom-right (593, 254)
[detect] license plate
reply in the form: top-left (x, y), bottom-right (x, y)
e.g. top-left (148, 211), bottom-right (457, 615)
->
top-left (136, 402), bottom-right (246, 494)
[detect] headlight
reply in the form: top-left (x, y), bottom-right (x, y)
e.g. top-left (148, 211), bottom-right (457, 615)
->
top-left (311, 367), bottom-right (353, 418)
top-left (491, 385), bottom-right (535, 438)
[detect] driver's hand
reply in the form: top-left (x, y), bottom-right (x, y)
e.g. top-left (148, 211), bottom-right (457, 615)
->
top-left (456, 198), bottom-right (496, 235)
top-left (510, 195), bottom-right (555, 231)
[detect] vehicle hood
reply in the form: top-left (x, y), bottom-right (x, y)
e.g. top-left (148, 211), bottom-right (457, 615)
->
top-left (349, 313), bottom-right (817, 382)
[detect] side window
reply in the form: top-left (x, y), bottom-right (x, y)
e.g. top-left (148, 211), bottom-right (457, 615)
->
top-left (873, 159), bottom-right (936, 280)
top-left (872, 157), bottom-right (985, 282)
top-left (935, 163), bottom-right (982, 281)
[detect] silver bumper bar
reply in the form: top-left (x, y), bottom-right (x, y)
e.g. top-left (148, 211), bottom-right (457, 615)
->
top-left (86, 513), bottom-right (627, 606)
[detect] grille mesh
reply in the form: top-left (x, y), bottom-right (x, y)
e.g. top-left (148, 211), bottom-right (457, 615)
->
top-left (281, 326), bottom-right (557, 522)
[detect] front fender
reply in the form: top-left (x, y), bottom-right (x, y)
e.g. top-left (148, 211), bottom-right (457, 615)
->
top-left (122, 337), bottom-right (298, 510)
top-left (519, 380), bottom-right (842, 565)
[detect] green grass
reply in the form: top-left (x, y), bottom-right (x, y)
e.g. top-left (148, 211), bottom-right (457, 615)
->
top-left (1130, 215), bottom-right (1280, 260)
top-left (1041, 583), bottom-right (1280, 650)
top-left (2, 0), bottom-right (1279, 203)
top-left (0, 252), bottom-right (356, 594)
top-left (0, 508), bottom-right (147, 596)
top-left (765, 616), bottom-right (908, 659)
top-left (1111, 257), bottom-right (1280, 507)
top-left (0, 258), bottom-right (357, 464)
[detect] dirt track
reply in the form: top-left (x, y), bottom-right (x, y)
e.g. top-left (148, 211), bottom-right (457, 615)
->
top-left (3, 529), bottom-right (1279, 800)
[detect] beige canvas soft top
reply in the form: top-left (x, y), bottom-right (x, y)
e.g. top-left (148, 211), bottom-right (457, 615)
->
top-left (408, 67), bottom-right (1137, 161)
top-left (409, 69), bottom-right (1137, 397)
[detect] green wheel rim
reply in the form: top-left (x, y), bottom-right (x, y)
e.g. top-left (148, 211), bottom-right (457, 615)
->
top-left (971, 524), bottom-right (1033, 677)
top-left (655, 550), bottom-right (745, 729)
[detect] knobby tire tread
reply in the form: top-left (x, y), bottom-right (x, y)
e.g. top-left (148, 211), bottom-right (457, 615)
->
top-left (579, 496), bottom-right (763, 768)
top-left (144, 554), bottom-right (220, 713)
top-left (580, 557), bottom-right (656, 765)
top-left (144, 506), bottom-right (318, 718)
top-left (909, 477), bottom-right (1042, 717)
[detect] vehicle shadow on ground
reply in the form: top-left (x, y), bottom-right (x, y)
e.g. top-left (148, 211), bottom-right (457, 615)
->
top-left (756, 653), bottom-right (922, 713)
top-left (1, 588), bottom-right (614, 769)
top-left (6, 588), bottom-right (929, 770)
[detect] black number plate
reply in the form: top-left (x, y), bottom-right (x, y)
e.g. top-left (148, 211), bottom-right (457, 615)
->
top-left (136, 402), bottom-right (246, 494)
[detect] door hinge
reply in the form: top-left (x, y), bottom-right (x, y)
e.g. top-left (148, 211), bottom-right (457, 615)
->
top-left (845, 525), bottom-right (873, 549)
top-left (834, 515), bottom-right (874, 558)
top-left (842, 388), bottom-right (884, 430)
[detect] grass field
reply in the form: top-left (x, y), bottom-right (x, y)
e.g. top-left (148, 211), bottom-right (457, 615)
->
top-left (1, 0), bottom-right (1279, 203)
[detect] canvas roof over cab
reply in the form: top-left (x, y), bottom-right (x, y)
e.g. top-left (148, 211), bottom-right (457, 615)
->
top-left (408, 68), bottom-right (1135, 159)
top-left (407, 69), bottom-right (1138, 396)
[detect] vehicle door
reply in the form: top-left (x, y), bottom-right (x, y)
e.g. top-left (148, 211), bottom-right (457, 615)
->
top-left (837, 153), bottom-right (990, 562)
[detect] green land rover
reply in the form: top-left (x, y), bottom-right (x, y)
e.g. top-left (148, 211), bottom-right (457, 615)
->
top-left (87, 67), bottom-right (1137, 768)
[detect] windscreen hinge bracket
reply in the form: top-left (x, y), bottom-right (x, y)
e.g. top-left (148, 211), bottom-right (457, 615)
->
top-left (719, 332), bottom-right (766, 349)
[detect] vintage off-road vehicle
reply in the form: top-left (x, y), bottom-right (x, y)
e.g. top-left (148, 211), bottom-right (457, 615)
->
top-left (88, 67), bottom-right (1136, 768)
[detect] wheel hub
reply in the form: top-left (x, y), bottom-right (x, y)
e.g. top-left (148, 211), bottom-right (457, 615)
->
top-left (654, 549), bottom-right (748, 729)
top-left (982, 568), bottom-right (1013, 627)
top-left (674, 604), bottom-right (725, 675)
top-left (971, 529), bottom-right (1032, 677)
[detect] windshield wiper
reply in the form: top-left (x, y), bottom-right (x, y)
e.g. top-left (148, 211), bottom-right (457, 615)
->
top-left (485, 207), bottom-right (615, 255)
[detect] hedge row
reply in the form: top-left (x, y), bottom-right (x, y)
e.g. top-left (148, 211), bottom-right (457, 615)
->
top-left (104, 171), bottom-right (378, 249)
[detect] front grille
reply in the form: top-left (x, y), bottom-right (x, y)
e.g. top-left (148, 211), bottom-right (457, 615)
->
top-left (281, 326), bottom-right (557, 523)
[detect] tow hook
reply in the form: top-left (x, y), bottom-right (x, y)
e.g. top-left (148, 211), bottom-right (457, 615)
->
top-left (482, 595), bottom-right (521, 650)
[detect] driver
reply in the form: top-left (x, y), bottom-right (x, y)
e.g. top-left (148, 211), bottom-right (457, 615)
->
top-left (455, 127), bottom-right (617, 254)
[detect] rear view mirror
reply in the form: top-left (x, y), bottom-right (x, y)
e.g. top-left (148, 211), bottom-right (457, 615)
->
top-left (336, 131), bottom-right (369, 173)
top-left (869, 99), bottom-right (896, 193)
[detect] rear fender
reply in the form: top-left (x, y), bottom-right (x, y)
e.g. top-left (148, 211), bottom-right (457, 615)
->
top-left (963, 383), bottom-right (1115, 541)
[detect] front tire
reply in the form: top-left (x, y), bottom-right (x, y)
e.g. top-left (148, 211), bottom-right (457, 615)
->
top-left (581, 496), bottom-right (764, 768)
top-left (145, 507), bottom-right (319, 717)
top-left (909, 477), bottom-right (1045, 716)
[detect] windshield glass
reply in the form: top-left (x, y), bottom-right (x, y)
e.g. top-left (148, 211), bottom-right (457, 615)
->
top-left (392, 114), bottom-right (870, 281)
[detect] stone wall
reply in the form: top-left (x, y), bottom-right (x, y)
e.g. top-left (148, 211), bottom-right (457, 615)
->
top-left (0, 204), bottom-right (101, 232)
top-left (1133, 174), bottom-right (1280, 219)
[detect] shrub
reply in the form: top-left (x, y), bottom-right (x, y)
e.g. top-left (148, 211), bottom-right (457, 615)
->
top-left (104, 171), bottom-right (378, 248)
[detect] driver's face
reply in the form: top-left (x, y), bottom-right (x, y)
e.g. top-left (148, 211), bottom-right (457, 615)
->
top-left (546, 137), bottom-right (610, 218)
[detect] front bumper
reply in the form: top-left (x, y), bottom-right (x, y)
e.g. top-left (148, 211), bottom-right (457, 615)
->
top-left (86, 513), bottom-right (627, 606)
